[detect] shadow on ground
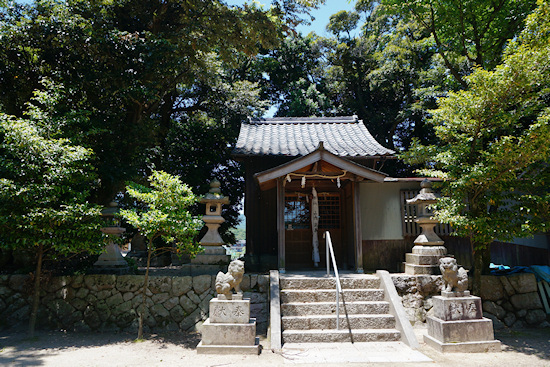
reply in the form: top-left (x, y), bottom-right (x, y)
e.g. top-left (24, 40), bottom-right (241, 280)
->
top-left (496, 328), bottom-right (550, 360)
top-left (0, 327), bottom-right (201, 367)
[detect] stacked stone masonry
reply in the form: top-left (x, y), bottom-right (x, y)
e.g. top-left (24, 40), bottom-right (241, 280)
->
top-left (1, 272), bottom-right (546, 333)
top-left (392, 273), bottom-right (549, 329)
top-left (0, 274), bottom-right (269, 333)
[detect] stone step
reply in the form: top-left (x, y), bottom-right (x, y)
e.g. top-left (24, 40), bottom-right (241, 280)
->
top-left (282, 328), bottom-right (401, 343)
top-left (280, 276), bottom-right (380, 290)
top-left (282, 314), bottom-right (396, 330)
top-left (281, 289), bottom-right (385, 303)
top-left (281, 301), bottom-right (390, 316)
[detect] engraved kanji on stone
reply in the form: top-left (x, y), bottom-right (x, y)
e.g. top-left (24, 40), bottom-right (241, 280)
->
top-left (233, 305), bottom-right (244, 317)
top-left (213, 305), bottom-right (227, 317)
top-left (449, 302), bottom-right (463, 320)
top-left (466, 301), bottom-right (477, 318)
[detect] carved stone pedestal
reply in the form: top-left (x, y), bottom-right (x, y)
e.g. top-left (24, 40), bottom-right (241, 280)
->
top-left (197, 297), bottom-right (260, 354)
top-left (93, 226), bottom-right (130, 275)
top-left (404, 180), bottom-right (447, 275)
top-left (193, 180), bottom-right (231, 270)
top-left (191, 246), bottom-right (231, 266)
top-left (405, 245), bottom-right (447, 275)
top-left (424, 293), bottom-right (501, 353)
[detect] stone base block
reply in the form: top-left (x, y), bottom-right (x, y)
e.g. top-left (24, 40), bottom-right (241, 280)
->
top-left (191, 253), bottom-right (231, 265)
top-left (427, 315), bottom-right (495, 343)
top-left (441, 290), bottom-right (470, 298)
top-left (90, 266), bottom-right (130, 275)
top-left (432, 295), bottom-right (482, 321)
top-left (424, 334), bottom-right (501, 353)
top-left (406, 253), bottom-right (443, 266)
top-left (180, 264), bottom-right (227, 275)
top-left (200, 318), bottom-right (257, 346)
top-left (405, 263), bottom-right (439, 275)
top-left (196, 339), bottom-right (260, 355)
top-left (209, 298), bottom-right (250, 324)
top-left (203, 246), bottom-right (228, 255)
top-left (411, 245), bottom-right (447, 256)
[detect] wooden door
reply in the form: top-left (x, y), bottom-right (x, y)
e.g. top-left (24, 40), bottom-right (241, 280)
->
top-left (285, 191), bottom-right (342, 269)
top-left (318, 193), bottom-right (343, 268)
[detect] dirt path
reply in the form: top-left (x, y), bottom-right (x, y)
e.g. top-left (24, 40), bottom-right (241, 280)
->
top-left (1, 327), bottom-right (549, 366)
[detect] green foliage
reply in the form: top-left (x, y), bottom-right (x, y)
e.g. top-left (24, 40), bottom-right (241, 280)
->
top-left (119, 170), bottom-right (202, 257)
top-left (382, 0), bottom-right (536, 86)
top-left (0, 0), bottom-right (306, 203)
top-left (403, 0), bottom-right (550, 253)
top-left (0, 93), bottom-right (104, 256)
top-left (256, 33), bottom-right (333, 117)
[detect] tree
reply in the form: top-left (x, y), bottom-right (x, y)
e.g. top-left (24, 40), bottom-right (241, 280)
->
top-left (383, 0), bottom-right (537, 87)
top-left (257, 33), bottom-right (334, 117)
top-left (321, 2), bottom-right (443, 157)
top-left (403, 0), bottom-right (550, 295)
top-left (0, 89), bottom-right (104, 337)
top-left (0, 0), bottom-right (316, 204)
top-left (119, 170), bottom-right (201, 339)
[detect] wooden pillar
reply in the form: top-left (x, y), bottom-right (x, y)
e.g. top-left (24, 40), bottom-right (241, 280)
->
top-left (277, 177), bottom-right (286, 273)
top-left (353, 180), bottom-right (364, 273)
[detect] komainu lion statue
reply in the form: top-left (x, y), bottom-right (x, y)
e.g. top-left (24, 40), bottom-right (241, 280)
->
top-left (215, 259), bottom-right (244, 298)
top-left (439, 257), bottom-right (468, 292)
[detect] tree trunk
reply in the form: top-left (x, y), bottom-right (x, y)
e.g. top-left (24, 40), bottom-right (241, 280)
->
top-left (137, 243), bottom-right (153, 340)
top-left (29, 243), bottom-right (44, 338)
top-left (471, 242), bottom-right (491, 296)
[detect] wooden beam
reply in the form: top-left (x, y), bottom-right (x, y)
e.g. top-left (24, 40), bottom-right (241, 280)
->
top-left (321, 151), bottom-right (386, 182)
top-left (256, 150), bottom-right (322, 184)
top-left (277, 177), bottom-right (286, 273)
top-left (353, 180), bottom-right (364, 273)
top-left (254, 144), bottom-right (388, 189)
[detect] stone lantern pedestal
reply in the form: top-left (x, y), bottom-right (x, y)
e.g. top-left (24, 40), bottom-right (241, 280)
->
top-left (404, 179), bottom-right (447, 275)
top-left (189, 180), bottom-right (231, 273)
top-left (93, 202), bottom-right (129, 274)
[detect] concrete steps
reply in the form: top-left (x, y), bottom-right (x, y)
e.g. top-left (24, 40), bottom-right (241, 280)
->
top-left (279, 274), bottom-right (401, 344)
top-left (282, 314), bottom-right (396, 330)
top-left (281, 289), bottom-right (384, 303)
top-left (281, 301), bottom-right (390, 316)
top-left (282, 328), bottom-right (401, 343)
top-left (281, 277), bottom-right (380, 290)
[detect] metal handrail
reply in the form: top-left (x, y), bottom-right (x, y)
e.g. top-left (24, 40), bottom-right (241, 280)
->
top-left (324, 231), bottom-right (354, 342)
top-left (324, 231), bottom-right (343, 329)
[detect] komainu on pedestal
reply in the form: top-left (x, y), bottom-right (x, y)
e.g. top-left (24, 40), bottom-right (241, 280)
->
top-left (197, 259), bottom-right (260, 354)
top-left (424, 257), bottom-right (501, 353)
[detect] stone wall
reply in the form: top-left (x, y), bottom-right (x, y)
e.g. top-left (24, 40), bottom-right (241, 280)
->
top-left (392, 273), bottom-right (549, 329)
top-left (480, 273), bottom-right (548, 329)
top-left (392, 274), bottom-right (443, 325)
top-left (0, 273), bottom-right (269, 334)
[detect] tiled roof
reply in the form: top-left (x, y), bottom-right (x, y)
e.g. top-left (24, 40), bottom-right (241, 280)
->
top-left (234, 116), bottom-right (395, 157)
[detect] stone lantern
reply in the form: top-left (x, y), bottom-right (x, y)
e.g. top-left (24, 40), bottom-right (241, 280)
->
top-left (190, 180), bottom-right (231, 269)
top-left (404, 179), bottom-right (447, 274)
top-left (93, 201), bottom-right (129, 273)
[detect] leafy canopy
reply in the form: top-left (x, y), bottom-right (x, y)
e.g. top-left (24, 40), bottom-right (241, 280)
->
top-left (403, 0), bottom-right (550, 247)
top-left (120, 170), bottom-right (202, 256)
top-left (0, 89), bottom-right (103, 255)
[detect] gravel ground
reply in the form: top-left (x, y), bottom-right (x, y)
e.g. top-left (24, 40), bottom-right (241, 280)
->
top-left (1, 326), bottom-right (549, 367)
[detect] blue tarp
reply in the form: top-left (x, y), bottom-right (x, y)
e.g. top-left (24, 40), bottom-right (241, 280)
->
top-left (530, 265), bottom-right (550, 283)
top-left (489, 263), bottom-right (550, 282)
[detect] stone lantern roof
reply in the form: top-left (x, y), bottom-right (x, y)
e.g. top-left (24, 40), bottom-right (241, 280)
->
top-left (406, 179), bottom-right (438, 205)
top-left (200, 179), bottom-right (229, 204)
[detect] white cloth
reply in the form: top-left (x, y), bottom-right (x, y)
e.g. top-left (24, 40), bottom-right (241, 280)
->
top-left (311, 187), bottom-right (320, 266)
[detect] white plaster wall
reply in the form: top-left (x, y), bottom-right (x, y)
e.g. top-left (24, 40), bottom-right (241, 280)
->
top-left (359, 181), bottom-right (419, 241)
